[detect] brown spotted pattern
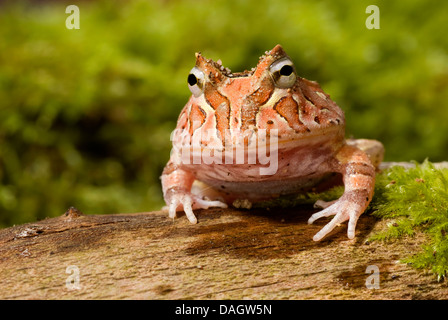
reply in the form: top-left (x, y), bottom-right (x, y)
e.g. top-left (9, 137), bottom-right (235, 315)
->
top-left (204, 84), bottom-right (230, 141)
top-left (273, 95), bottom-right (305, 133)
top-left (241, 77), bottom-right (274, 131)
top-left (188, 104), bottom-right (207, 136)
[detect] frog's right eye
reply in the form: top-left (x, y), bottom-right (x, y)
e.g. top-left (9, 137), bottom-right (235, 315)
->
top-left (188, 67), bottom-right (205, 97)
top-left (269, 57), bottom-right (297, 89)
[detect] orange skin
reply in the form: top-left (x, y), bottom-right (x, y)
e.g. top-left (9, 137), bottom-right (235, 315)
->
top-left (161, 45), bottom-right (384, 241)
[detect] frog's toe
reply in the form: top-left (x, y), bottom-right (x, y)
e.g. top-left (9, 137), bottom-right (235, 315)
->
top-left (182, 196), bottom-right (198, 224)
top-left (313, 199), bottom-right (337, 209)
top-left (311, 212), bottom-right (347, 241)
top-left (168, 202), bottom-right (177, 219)
top-left (165, 191), bottom-right (227, 224)
top-left (193, 197), bottom-right (228, 210)
top-left (168, 196), bottom-right (180, 219)
top-left (308, 201), bottom-right (361, 241)
top-left (167, 193), bottom-right (198, 224)
top-left (307, 203), bottom-right (336, 224)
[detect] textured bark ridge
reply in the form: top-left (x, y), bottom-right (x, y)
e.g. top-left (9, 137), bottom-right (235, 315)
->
top-left (1, 202), bottom-right (447, 299)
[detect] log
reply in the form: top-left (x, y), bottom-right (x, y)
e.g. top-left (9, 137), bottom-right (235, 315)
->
top-left (1, 202), bottom-right (447, 300)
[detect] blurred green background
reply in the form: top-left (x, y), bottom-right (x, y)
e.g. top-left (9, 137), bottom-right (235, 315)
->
top-left (0, 0), bottom-right (447, 228)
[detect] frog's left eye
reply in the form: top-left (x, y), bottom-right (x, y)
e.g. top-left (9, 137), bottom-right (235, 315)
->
top-left (269, 57), bottom-right (297, 88)
top-left (188, 67), bottom-right (205, 97)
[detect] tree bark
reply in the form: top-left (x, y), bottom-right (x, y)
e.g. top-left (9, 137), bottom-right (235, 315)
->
top-left (1, 201), bottom-right (447, 299)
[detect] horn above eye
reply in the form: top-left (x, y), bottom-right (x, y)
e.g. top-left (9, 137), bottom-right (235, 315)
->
top-left (269, 57), bottom-right (297, 88)
top-left (187, 67), bottom-right (205, 97)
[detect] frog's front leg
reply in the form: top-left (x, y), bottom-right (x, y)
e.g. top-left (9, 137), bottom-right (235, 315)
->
top-left (308, 144), bottom-right (376, 241)
top-left (161, 161), bottom-right (227, 223)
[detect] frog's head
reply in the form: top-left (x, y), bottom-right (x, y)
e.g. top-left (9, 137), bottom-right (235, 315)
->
top-left (187, 44), bottom-right (296, 105)
top-left (183, 45), bottom-right (344, 144)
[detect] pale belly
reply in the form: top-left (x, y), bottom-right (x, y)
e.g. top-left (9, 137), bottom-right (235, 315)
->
top-left (197, 172), bottom-right (337, 203)
top-left (179, 135), bottom-right (345, 202)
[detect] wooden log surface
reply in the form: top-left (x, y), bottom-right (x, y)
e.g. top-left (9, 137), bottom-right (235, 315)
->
top-left (1, 202), bottom-right (447, 300)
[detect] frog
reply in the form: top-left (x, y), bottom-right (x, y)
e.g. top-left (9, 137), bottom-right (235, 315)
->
top-left (161, 44), bottom-right (384, 241)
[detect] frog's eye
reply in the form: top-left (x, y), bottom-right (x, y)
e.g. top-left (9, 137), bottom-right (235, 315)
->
top-left (269, 57), bottom-right (297, 89)
top-left (187, 67), bottom-right (205, 97)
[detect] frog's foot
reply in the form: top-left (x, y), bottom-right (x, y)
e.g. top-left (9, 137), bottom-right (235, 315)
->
top-left (308, 144), bottom-right (376, 241)
top-left (165, 190), bottom-right (227, 224)
top-left (313, 199), bottom-right (337, 210)
top-left (308, 193), bottom-right (365, 241)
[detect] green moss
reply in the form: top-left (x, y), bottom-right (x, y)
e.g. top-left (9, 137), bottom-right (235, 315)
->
top-left (369, 160), bottom-right (448, 280)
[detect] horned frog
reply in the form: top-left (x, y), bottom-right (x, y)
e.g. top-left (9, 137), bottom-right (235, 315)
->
top-left (161, 45), bottom-right (384, 241)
